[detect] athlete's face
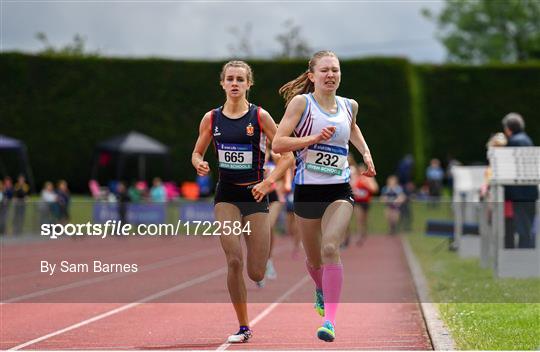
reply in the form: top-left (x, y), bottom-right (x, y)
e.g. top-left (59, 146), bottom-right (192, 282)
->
top-left (221, 67), bottom-right (252, 99)
top-left (309, 56), bottom-right (341, 93)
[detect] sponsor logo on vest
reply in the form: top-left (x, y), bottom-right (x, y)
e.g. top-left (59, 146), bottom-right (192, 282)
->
top-left (213, 126), bottom-right (221, 136)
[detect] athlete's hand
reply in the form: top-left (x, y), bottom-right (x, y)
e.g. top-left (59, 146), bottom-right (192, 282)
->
top-left (196, 161), bottom-right (210, 176)
top-left (315, 126), bottom-right (336, 143)
top-left (361, 153), bottom-right (376, 177)
top-left (251, 179), bottom-right (272, 202)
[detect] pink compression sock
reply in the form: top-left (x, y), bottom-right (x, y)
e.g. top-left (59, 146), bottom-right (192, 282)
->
top-left (305, 260), bottom-right (323, 289)
top-left (322, 263), bottom-right (343, 325)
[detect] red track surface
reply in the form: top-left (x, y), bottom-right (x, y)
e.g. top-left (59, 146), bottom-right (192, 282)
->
top-left (1, 235), bottom-right (432, 350)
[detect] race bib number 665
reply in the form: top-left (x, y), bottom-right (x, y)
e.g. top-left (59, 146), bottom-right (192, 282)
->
top-left (217, 143), bottom-right (253, 170)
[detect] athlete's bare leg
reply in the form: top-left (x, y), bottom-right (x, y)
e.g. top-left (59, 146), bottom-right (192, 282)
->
top-left (216, 202), bottom-right (248, 326)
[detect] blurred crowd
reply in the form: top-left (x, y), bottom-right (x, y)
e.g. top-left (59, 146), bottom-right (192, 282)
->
top-left (0, 175), bottom-right (31, 235)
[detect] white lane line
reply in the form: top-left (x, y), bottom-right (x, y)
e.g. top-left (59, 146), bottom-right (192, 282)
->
top-left (9, 266), bottom-right (227, 351)
top-left (216, 275), bottom-right (310, 351)
top-left (1, 247), bottom-right (218, 304)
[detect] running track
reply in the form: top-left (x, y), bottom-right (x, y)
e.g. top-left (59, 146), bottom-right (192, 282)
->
top-left (1, 235), bottom-right (432, 350)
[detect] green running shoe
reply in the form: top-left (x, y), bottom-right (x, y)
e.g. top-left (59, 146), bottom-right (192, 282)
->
top-left (317, 320), bottom-right (335, 342)
top-left (314, 288), bottom-right (324, 317)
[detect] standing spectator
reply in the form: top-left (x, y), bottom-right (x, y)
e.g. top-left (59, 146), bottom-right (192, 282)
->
top-left (445, 156), bottom-right (461, 191)
top-left (116, 182), bottom-right (130, 224)
top-left (56, 180), bottom-right (71, 224)
top-left (197, 174), bottom-right (213, 198)
top-left (396, 154), bottom-right (414, 187)
top-left (426, 158), bottom-right (444, 206)
top-left (40, 181), bottom-right (57, 224)
top-left (13, 174), bottom-right (29, 235)
top-left (399, 181), bottom-right (416, 232)
top-left (502, 113), bottom-right (538, 248)
top-left (381, 175), bottom-right (406, 235)
top-left (150, 177), bottom-right (166, 203)
top-left (0, 180), bottom-right (5, 235)
top-left (351, 162), bottom-right (379, 245)
top-left (1, 177), bottom-right (14, 235)
top-left (481, 133), bottom-right (513, 247)
top-left (128, 181), bottom-right (142, 203)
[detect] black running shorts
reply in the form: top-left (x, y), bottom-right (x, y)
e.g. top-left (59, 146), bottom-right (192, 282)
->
top-left (294, 183), bottom-right (354, 219)
top-left (214, 182), bottom-right (269, 216)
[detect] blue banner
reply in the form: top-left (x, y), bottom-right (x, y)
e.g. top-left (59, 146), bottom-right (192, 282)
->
top-left (179, 202), bottom-right (215, 222)
top-left (93, 203), bottom-right (166, 224)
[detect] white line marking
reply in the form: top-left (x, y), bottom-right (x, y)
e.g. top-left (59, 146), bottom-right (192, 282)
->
top-left (402, 238), bottom-right (455, 350)
top-left (216, 275), bottom-right (310, 351)
top-left (9, 266), bottom-right (227, 351)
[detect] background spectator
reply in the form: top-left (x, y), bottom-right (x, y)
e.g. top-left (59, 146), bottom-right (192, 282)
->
top-left (13, 174), bottom-right (29, 235)
top-left (0, 180), bottom-right (5, 235)
top-left (396, 154), bottom-right (414, 187)
top-left (40, 181), bottom-right (57, 224)
top-left (1, 177), bottom-right (14, 235)
top-left (349, 162), bottom-right (379, 246)
top-left (399, 181), bottom-right (416, 232)
top-left (197, 174), bottom-right (213, 198)
top-left (128, 180), bottom-right (142, 203)
top-left (150, 177), bottom-right (166, 203)
top-left (56, 180), bottom-right (71, 224)
top-left (502, 112), bottom-right (538, 248)
top-left (116, 181), bottom-right (130, 224)
top-left (381, 175), bottom-right (406, 235)
top-left (426, 158), bottom-right (444, 206)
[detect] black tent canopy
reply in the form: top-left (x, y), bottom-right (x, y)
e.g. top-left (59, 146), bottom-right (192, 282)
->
top-left (0, 134), bottom-right (34, 191)
top-left (91, 131), bottom-right (171, 181)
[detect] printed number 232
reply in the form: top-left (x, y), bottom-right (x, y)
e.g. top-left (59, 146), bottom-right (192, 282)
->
top-left (315, 153), bottom-right (338, 167)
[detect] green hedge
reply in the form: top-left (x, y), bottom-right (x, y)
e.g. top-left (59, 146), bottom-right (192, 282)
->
top-left (0, 53), bottom-right (413, 192)
top-left (417, 64), bottom-right (540, 167)
top-left (4, 53), bottom-right (538, 193)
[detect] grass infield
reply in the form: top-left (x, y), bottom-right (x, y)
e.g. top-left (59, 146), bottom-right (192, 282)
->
top-left (406, 202), bottom-right (540, 350)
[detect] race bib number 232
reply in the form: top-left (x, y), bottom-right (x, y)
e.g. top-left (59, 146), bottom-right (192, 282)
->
top-left (305, 144), bottom-right (347, 176)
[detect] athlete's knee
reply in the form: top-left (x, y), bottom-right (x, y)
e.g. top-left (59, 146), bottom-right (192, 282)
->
top-left (247, 266), bottom-right (265, 282)
top-left (226, 255), bottom-right (243, 272)
top-left (321, 243), bottom-right (339, 259)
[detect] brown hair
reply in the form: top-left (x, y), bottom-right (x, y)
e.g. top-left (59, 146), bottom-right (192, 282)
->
top-left (220, 60), bottom-right (254, 85)
top-left (278, 50), bottom-right (338, 106)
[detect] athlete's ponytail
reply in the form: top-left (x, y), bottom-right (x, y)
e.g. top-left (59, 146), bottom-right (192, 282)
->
top-left (278, 50), bottom-right (337, 107)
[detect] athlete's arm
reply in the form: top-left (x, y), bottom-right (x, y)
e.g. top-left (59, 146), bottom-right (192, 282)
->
top-left (191, 112), bottom-right (213, 176)
top-left (349, 99), bottom-right (376, 177)
top-left (251, 109), bottom-right (295, 202)
top-left (272, 95), bottom-right (335, 153)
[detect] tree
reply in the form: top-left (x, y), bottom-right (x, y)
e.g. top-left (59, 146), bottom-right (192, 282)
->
top-left (35, 32), bottom-right (100, 58)
top-left (423, 0), bottom-right (540, 63)
top-left (227, 22), bottom-right (254, 58)
top-left (275, 19), bottom-right (311, 59)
